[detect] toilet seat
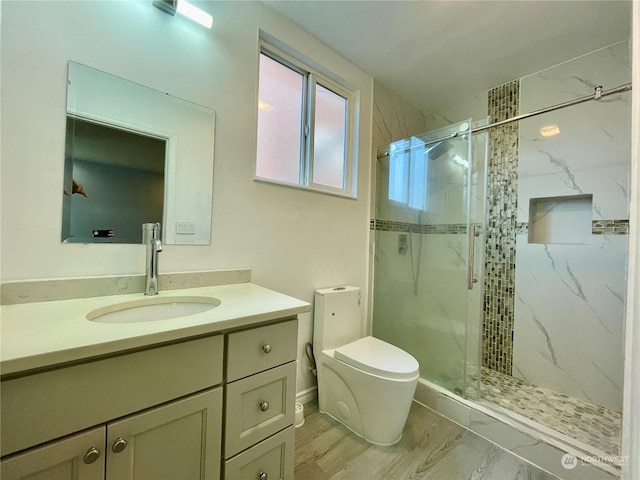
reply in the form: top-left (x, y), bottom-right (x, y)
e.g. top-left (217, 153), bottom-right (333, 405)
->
top-left (334, 336), bottom-right (419, 380)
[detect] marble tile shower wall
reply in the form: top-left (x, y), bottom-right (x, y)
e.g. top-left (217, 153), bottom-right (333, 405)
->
top-left (512, 42), bottom-right (630, 412)
top-left (372, 80), bottom-right (426, 158)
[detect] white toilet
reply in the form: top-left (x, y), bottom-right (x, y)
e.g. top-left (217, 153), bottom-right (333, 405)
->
top-left (313, 286), bottom-right (419, 445)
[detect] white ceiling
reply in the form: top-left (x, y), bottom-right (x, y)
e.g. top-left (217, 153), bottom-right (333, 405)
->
top-left (264, 0), bottom-right (632, 114)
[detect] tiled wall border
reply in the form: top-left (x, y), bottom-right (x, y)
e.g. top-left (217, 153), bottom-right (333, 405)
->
top-left (516, 220), bottom-right (630, 235)
top-left (371, 218), bottom-right (628, 236)
top-left (370, 218), bottom-right (467, 234)
top-left (589, 220), bottom-right (629, 235)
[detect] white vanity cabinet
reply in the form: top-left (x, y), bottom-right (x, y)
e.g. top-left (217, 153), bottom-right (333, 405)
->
top-left (1, 388), bottom-right (222, 480)
top-left (1, 316), bottom-right (300, 480)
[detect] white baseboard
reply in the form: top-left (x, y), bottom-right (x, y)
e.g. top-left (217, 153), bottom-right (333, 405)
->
top-left (296, 386), bottom-right (318, 404)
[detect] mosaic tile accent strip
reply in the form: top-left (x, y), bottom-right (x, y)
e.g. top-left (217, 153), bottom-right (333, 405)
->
top-left (471, 367), bottom-right (622, 459)
top-left (370, 218), bottom-right (468, 234)
top-left (370, 219), bottom-right (485, 235)
top-left (515, 222), bottom-right (529, 235)
top-left (516, 220), bottom-right (629, 236)
top-left (592, 219), bottom-right (629, 235)
top-left (482, 80), bottom-right (520, 376)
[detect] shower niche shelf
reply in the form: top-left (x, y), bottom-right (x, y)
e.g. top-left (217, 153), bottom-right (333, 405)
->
top-left (528, 194), bottom-right (592, 245)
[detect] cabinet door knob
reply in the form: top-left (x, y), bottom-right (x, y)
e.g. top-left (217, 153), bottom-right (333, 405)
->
top-left (112, 437), bottom-right (128, 453)
top-left (258, 472), bottom-right (268, 480)
top-left (259, 401), bottom-right (270, 412)
top-left (83, 447), bottom-right (101, 464)
top-left (262, 344), bottom-right (272, 354)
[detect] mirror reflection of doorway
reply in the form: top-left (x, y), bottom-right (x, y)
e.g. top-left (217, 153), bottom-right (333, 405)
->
top-left (62, 117), bottom-right (165, 243)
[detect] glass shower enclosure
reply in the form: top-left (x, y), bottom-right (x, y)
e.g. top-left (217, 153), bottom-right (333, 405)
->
top-left (372, 119), bottom-right (488, 398)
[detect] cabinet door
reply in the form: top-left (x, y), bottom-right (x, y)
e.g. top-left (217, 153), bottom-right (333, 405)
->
top-left (0, 427), bottom-right (105, 480)
top-left (105, 388), bottom-right (222, 480)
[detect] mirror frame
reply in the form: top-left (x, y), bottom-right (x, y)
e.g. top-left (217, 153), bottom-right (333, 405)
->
top-left (63, 61), bottom-right (215, 245)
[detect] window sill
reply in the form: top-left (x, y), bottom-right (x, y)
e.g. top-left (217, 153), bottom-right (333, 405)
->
top-left (253, 176), bottom-right (357, 200)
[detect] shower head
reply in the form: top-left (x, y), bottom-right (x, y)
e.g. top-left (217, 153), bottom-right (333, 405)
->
top-left (427, 140), bottom-right (455, 160)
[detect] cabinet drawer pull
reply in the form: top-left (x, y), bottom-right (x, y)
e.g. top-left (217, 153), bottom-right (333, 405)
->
top-left (83, 447), bottom-right (101, 464)
top-left (112, 437), bottom-right (128, 453)
top-left (262, 344), bottom-right (272, 354)
top-left (259, 401), bottom-right (270, 412)
top-left (258, 472), bottom-right (268, 480)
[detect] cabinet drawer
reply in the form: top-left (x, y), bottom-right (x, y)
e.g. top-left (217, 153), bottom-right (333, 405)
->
top-left (224, 426), bottom-right (294, 480)
top-left (225, 362), bottom-right (296, 458)
top-left (1, 335), bottom-right (223, 457)
top-left (227, 319), bottom-right (297, 382)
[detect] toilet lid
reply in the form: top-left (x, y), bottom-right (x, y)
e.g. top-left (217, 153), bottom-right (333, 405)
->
top-left (334, 336), bottom-right (419, 380)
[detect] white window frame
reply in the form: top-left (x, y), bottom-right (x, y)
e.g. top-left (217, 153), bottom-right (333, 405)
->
top-left (255, 37), bottom-right (358, 198)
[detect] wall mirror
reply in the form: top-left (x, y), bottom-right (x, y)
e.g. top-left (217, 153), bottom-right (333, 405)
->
top-left (62, 61), bottom-right (215, 244)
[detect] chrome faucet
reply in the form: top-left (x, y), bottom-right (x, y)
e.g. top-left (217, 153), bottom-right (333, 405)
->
top-left (142, 222), bottom-right (162, 295)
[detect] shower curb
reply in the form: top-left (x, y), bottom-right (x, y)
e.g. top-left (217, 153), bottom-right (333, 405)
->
top-left (415, 379), bottom-right (620, 479)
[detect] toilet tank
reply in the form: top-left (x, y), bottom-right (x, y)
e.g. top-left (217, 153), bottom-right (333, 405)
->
top-left (313, 286), bottom-right (362, 352)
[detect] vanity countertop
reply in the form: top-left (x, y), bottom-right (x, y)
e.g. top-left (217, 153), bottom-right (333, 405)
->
top-left (1, 282), bottom-right (310, 376)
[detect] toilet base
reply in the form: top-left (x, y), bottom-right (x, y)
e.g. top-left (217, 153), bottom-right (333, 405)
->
top-left (317, 350), bottom-right (418, 446)
top-left (319, 408), bottom-right (403, 446)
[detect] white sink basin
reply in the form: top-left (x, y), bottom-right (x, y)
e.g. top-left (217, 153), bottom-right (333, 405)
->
top-left (87, 296), bottom-right (221, 324)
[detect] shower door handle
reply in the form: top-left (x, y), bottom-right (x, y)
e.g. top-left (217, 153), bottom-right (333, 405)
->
top-left (467, 224), bottom-right (479, 290)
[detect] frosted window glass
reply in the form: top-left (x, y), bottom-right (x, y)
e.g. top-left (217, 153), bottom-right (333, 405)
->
top-left (313, 84), bottom-right (346, 188)
top-left (256, 54), bottom-right (303, 184)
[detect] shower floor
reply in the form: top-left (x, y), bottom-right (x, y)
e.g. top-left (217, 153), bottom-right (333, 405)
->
top-left (472, 367), bottom-right (621, 458)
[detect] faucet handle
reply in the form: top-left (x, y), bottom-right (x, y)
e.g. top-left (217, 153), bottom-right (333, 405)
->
top-left (142, 222), bottom-right (162, 243)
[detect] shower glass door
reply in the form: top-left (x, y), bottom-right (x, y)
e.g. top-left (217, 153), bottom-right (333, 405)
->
top-left (372, 119), bottom-right (485, 397)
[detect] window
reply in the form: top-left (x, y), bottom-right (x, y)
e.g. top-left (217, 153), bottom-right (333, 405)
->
top-left (389, 136), bottom-right (429, 211)
top-left (256, 41), bottom-right (356, 197)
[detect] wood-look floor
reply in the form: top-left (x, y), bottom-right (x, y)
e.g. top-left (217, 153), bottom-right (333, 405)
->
top-left (294, 401), bottom-right (557, 480)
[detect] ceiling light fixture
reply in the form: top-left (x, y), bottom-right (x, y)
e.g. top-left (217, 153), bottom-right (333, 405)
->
top-left (258, 100), bottom-right (274, 112)
top-left (153, 0), bottom-right (213, 29)
top-left (540, 124), bottom-right (560, 137)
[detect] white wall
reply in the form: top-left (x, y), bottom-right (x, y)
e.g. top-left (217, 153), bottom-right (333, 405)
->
top-left (0, 0), bottom-right (373, 396)
top-left (622, 2), bottom-right (640, 477)
top-left (423, 91), bottom-right (488, 132)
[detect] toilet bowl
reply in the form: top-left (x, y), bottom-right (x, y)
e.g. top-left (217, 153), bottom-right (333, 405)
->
top-left (314, 286), bottom-right (419, 445)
